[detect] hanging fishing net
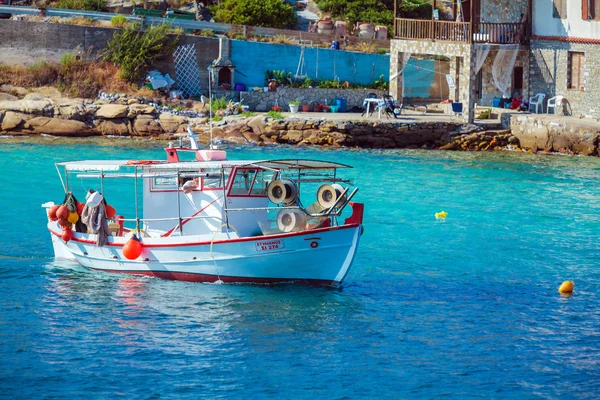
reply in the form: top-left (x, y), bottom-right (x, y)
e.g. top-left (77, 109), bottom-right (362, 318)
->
top-left (492, 44), bottom-right (519, 98)
top-left (474, 44), bottom-right (491, 74)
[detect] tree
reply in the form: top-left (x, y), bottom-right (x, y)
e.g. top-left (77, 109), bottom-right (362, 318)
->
top-left (316, 0), bottom-right (432, 31)
top-left (104, 24), bottom-right (179, 82)
top-left (211, 0), bottom-right (297, 29)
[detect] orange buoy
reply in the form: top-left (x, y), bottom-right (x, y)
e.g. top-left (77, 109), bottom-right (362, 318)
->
top-left (558, 281), bottom-right (574, 294)
top-left (48, 205), bottom-right (60, 221)
top-left (61, 227), bottom-right (73, 243)
top-left (122, 235), bottom-right (143, 260)
top-left (67, 211), bottom-right (79, 224)
top-left (105, 204), bottom-right (116, 219)
top-left (76, 202), bottom-right (85, 215)
top-left (56, 205), bottom-right (69, 220)
top-left (58, 218), bottom-right (71, 229)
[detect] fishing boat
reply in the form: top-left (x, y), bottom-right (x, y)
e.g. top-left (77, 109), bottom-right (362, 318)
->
top-left (42, 132), bottom-right (364, 285)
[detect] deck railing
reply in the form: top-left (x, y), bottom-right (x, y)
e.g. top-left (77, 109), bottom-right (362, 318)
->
top-left (394, 18), bottom-right (527, 44)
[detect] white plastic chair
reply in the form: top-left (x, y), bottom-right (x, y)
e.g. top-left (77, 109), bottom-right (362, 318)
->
top-left (529, 93), bottom-right (545, 114)
top-left (547, 96), bottom-right (564, 114)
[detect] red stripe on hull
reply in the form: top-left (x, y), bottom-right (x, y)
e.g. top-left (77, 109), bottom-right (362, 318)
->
top-left (91, 268), bottom-right (338, 286)
top-left (49, 223), bottom-right (359, 248)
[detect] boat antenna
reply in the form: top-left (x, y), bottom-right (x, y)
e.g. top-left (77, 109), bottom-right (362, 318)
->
top-left (208, 65), bottom-right (215, 150)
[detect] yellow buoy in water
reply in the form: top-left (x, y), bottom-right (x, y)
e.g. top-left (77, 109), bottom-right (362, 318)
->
top-left (558, 281), bottom-right (574, 294)
top-left (435, 211), bottom-right (448, 219)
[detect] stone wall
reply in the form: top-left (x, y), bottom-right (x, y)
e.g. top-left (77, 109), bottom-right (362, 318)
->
top-left (529, 39), bottom-right (600, 118)
top-left (238, 88), bottom-right (387, 112)
top-left (478, 49), bottom-right (529, 107)
top-left (480, 0), bottom-right (526, 23)
top-left (510, 114), bottom-right (600, 155)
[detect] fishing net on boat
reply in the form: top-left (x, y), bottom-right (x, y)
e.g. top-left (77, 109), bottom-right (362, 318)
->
top-left (492, 44), bottom-right (519, 98)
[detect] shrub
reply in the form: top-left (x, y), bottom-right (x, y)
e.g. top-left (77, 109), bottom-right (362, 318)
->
top-left (211, 0), bottom-right (296, 29)
top-left (266, 110), bottom-right (284, 119)
top-left (211, 96), bottom-right (229, 110)
top-left (111, 15), bottom-right (129, 28)
top-left (56, 0), bottom-right (106, 11)
top-left (104, 23), bottom-right (179, 82)
top-left (372, 74), bottom-right (388, 90)
top-left (270, 105), bottom-right (282, 112)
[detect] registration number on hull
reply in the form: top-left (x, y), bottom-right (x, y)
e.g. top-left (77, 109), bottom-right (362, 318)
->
top-left (255, 240), bottom-right (284, 252)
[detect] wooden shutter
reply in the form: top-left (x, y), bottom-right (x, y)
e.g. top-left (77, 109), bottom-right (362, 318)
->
top-left (583, 0), bottom-right (589, 20)
top-left (577, 54), bottom-right (585, 90)
top-left (569, 53), bottom-right (585, 90)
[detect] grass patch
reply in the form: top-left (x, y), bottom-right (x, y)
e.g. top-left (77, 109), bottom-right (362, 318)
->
top-left (0, 60), bottom-right (131, 98)
top-left (111, 15), bottom-right (129, 28)
top-left (241, 111), bottom-right (256, 117)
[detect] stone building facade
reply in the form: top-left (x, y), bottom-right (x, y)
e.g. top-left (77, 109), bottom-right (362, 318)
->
top-left (390, 40), bottom-right (475, 121)
top-left (527, 0), bottom-right (600, 118)
top-left (390, 0), bottom-right (530, 122)
top-left (528, 39), bottom-right (600, 118)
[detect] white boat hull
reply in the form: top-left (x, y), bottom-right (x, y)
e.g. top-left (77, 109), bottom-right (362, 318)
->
top-left (48, 223), bottom-right (362, 285)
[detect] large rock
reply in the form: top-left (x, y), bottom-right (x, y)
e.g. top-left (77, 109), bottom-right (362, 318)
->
top-left (158, 113), bottom-right (188, 133)
top-left (133, 115), bottom-right (164, 136)
top-left (95, 104), bottom-right (128, 119)
top-left (55, 99), bottom-right (87, 121)
top-left (1, 111), bottom-right (25, 131)
top-left (26, 117), bottom-right (94, 136)
top-left (0, 100), bottom-right (23, 113)
top-left (247, 115), bottom-right (267, 136)
top-left (127, 104), bottom-right (157, 118)
top-left (21, 98), bottom-right (54, 116)
top-left (93, 118), bottom-right (131, 136)
top-left (0, 93), bottom-right (18, 102)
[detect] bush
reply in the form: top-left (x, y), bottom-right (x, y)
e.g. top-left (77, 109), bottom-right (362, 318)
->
top-left (266, 110), bottom-right (284, 119)
top-left (211, 0), bottom-right (296, 29)
top-left (56, 0), bottom-right (106, 11)
top-left (111, 15), bottom-right (129, 28)
top-left (315, 0), bottom-right (431, 32)
top-left (104, 23), bottom-right (179, 82)
top-left (211, 96), bottom-right (229, 110)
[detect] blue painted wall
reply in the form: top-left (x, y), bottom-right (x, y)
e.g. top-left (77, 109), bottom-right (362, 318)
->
top-left (230, 40), bottom-right (437, 98)
top-left (230, 40), bottom-right (389, 87)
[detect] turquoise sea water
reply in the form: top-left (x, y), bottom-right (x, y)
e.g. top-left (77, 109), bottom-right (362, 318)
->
top-left (1, 139), bottom-right (600, 398)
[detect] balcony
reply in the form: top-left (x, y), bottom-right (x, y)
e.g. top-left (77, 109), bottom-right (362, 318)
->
top-left (394, 18), bottom-right (528, 44)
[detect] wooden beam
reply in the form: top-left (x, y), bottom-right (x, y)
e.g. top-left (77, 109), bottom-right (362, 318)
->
top-left (394, 0), bottom-right (398, 37)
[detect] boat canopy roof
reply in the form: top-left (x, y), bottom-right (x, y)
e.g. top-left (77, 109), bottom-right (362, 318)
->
top-left (57, 159), bottom-right (352, 172)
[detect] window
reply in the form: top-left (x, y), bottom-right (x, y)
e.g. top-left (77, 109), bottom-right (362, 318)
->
top-left (229, 169), bottom-right (257, 195)
top-left (568, 52), bottom-right (585, 91)
top-left (250, 170), bottom-right (277, 196)
top-left (553, 0), bottom-right (567, 19)
top-left (582, 0), bottom-right (600, 20)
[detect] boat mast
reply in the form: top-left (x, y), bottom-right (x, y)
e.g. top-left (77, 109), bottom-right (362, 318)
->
top-left (208, 65), bottom-right (214, 150)
top-left (134, 166), bottom-right (140, 235)
top-left (176, 170), bottom-right (183, 235)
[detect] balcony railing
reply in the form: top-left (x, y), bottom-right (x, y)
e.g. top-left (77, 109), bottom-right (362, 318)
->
top-left (394, 18), bottom-right (528, 44)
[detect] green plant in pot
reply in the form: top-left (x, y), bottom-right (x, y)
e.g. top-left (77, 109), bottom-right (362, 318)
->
top-left (288, 99), bottom-right (300, 113)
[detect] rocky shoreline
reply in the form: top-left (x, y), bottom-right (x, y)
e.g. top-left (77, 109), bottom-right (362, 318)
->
top-left (0, 90), bottom-right (525, 152)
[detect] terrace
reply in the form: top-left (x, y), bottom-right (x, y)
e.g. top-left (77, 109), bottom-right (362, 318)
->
top-left (393, 0), bottom-right (531, 45)
top-left (394, 19), bottom-right (528, 44)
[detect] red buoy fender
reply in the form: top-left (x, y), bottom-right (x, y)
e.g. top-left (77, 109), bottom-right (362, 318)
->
top-left (105, 204), bottom-right (116, 219)
top-left (123, 235), bottom-right (143, 260)
top-left (56, 205), bottom-right (69, 221)
top-left (61, 228), bottom-right (73, 243)
top-left (48, 205), bottom-right (60, 221)
top-left (76, 202), bottom-right (85, 215)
